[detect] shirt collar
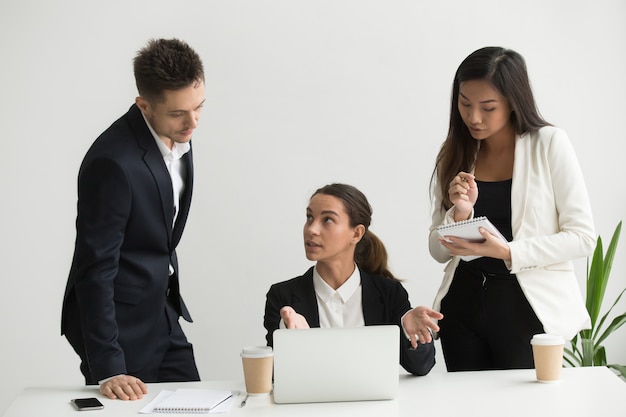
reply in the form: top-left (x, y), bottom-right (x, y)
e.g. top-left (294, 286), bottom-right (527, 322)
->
top-left (141, 113), bottom-right (190, 160)
top-left (313, 264), bottom-right (361, 304)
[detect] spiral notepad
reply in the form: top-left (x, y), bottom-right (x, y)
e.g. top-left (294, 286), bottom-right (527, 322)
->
top-left (150, 388), bottom-right (233, 414)
top-left (436, 216), bottom-right (507, 261)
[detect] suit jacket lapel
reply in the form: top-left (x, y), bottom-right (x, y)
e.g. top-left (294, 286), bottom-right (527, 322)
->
top-left (361, 272), bottom-right (385, 325)
top-left (127, 105), bottom-right (175, 245)
top-left (172, 145), bottom-right (193, 246)
top-left (293, 268), bottom-right (321, 328)
top-left (297, 269), bottom-right (384, 327)
top-left (511, 132), bottom-right (530, 239)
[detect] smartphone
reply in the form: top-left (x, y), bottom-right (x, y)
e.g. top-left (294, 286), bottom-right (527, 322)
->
top-left (70, 397), bottom-right (104, 411)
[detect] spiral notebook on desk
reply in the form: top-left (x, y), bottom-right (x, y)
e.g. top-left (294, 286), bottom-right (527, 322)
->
top-left (436, 216), bottom-right (507, 261)
top-left (140, 388), bottom-right (234, 414)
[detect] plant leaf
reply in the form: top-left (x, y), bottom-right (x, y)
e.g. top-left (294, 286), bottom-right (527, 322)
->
top-left (563, 347), bottom-right (582, 367)
top-left (586, 237), bottom-right (606, 327)
top-left (593, 286), bottom-right (626, 341)
top-left (581, 338), bottom-right (595, 366)
top-left (587, 221), bottom-right (621, 331)
top-left (566, 338), bottom-right (583, 365)
top-left (607, 364), bottom-right (626, 380)
top-left (594, 345), bottom-right (607, 366)
top-left (602, 221), bottom-right (622, 281)
top-left (596, 312), bottom-right (626, 346)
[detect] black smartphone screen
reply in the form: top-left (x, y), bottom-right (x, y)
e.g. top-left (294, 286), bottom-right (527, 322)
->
top-left (71, 397), bottom-right (104, 410)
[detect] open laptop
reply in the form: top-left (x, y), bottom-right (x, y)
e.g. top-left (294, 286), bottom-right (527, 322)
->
top-left (272, 325), bottom-right (400, 404)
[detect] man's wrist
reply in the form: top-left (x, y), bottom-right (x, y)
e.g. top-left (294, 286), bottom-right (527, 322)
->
top-left (98, 374), bottom-right (124, 385)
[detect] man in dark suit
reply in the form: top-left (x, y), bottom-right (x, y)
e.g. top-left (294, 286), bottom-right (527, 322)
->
top-left (61, 38), bottom-right (205, 401)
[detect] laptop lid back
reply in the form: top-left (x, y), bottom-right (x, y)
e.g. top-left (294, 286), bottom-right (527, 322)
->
top-left (272, 325), bottom-right (400, 404)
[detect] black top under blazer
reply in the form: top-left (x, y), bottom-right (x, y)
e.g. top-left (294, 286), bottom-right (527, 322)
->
top-left (61, 104), bottom-right (193, 382)
top-left (264, 267), bottom-right (436, 376)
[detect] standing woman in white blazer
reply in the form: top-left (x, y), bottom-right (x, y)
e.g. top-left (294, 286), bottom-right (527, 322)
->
top-left (429, 46), bottom-right (596, 372)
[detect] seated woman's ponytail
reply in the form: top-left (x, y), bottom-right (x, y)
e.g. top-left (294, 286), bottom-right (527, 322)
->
top-left (311, 183), bottom-right (399, 281)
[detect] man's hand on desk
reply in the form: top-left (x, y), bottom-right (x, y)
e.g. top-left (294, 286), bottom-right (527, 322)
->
top-left (99, 374), bottom-right (148, 400)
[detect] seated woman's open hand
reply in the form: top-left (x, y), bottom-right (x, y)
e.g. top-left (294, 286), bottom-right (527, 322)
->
top-left (402, 306), bottom-right (444, 349)
top-left (280, 306), bottom-right (311, 329)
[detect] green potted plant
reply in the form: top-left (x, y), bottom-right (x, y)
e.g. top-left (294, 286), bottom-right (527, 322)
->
top-left (564, 221), bottom-right (626, 378)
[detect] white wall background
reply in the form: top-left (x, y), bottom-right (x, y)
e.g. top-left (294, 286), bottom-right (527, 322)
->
top-left (1, 0), bottom-right (625, 414)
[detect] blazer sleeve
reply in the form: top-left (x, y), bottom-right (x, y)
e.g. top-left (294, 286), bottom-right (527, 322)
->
top-left (72, 157), bottom-right (131, 380)
top-left (428, 174), bottom-right (476, 264)
top-left (363, 276), bottom-right (436, 376)
top-left (390, 283), bottom-right (436, 376)
top-left (400, 337), bottom-right (436, 376)
top-left (263, 283), bottom-right (284, 347)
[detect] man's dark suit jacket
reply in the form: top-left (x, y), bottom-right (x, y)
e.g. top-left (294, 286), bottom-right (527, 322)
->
top-left (61, 104), bottom-right (194, 383)
top-left (264, 267), bottom-right (436, 376)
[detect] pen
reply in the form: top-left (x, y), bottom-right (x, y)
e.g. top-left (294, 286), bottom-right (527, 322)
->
top-left (240, 394), bottom-right (248, 408)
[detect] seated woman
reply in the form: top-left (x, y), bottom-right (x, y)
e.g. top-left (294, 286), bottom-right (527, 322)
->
top-left (264, 183), bottom-right (443, 375)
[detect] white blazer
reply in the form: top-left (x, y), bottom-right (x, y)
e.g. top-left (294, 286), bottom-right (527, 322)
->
top-left (429, 126), bottom-right (595, 340)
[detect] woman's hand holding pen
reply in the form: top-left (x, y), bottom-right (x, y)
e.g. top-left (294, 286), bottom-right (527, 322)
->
top-left (448, 171), bottom-right (477, 221)
top-left (442, 171), bottom-right (512, 260)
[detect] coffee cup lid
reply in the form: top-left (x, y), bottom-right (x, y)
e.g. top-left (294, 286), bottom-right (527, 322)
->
top-left (241, 346), bottom-right (273, 358)
top-left (530, 333), bottom-right (565, 346)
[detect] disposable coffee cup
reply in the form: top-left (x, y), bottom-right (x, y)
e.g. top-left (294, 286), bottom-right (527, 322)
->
top-left (530, 333), bottom-right (565, 383)
top-left (241, 346), bottom-right (273, 395)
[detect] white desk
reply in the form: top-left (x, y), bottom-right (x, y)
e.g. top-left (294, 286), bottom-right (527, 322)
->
top-left (4, 367), bottom-right (625, 417)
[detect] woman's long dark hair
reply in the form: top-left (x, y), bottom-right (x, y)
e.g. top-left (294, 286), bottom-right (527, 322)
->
top-left (312, 183), bottom-right (399, 281)
top-left (431, 47), bottom-right (550, 210)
